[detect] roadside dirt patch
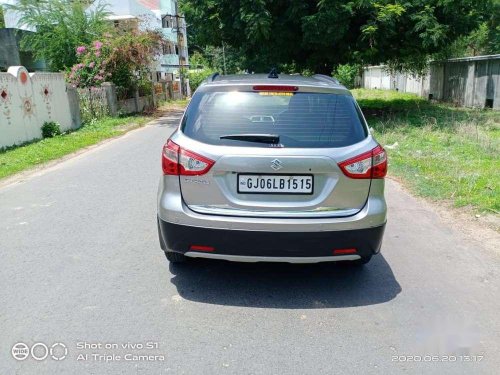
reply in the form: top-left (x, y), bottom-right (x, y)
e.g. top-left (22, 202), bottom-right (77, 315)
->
top-left (388, 176), bottom-right (499, 254)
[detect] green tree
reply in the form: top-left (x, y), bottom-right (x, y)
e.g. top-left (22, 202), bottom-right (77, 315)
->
top-left (0, 5), bottom-right (5, 28)
top-left (187, 68), bottom-right (213, 92)
top-left (202, 45), bottom-right (244, 74)
top-left (333, 64), bottom-right (361, 89)
top-left (5, 0), bottom-right (110, 71)
top-left (180, 0), bottom-right (497, 74)
top-left (434, 2), bottom-right (499, 60)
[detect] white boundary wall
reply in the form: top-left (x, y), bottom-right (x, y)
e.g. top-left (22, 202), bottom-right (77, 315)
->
top-left (0, 66), bottom-right (80, 148)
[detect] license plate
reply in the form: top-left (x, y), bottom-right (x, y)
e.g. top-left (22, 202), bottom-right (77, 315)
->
top-left (237, 174), bottom-right (313, 194)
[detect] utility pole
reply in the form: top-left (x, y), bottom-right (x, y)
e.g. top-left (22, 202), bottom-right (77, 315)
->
top-left (162, 13), bottom-right (187, 97)
top-left (175, 14), bottom-right (186, 97)
top-left (222, 41), bottom-right (227, 75)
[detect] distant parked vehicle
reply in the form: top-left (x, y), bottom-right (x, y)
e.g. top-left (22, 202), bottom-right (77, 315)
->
top-left (157, 72), bottom-right (387, 265)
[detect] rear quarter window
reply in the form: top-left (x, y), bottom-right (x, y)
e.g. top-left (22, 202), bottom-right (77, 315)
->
top-left (181, 91), bottom-right (368, 148)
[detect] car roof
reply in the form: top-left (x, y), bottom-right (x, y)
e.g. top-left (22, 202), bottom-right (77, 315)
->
top-left (201, 73), bottom-right (348, 92)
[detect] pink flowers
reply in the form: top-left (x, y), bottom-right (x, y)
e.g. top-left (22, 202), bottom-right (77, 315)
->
top-left (68, 39), bottom-right (112, 88)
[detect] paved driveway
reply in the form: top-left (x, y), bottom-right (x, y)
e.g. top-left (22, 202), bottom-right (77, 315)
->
top-left (1, 112), bottom-right (499, 374)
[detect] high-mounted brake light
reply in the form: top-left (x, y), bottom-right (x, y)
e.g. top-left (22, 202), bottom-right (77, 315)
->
top-left (253, 85), bottom-right (299, 92)
top-left (162, 140), bottom-right (215, 176)
top-left (338, 145), bottom-right (387, 179)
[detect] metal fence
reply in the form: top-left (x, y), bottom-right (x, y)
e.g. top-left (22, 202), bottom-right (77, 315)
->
top-left (361, 55), bottom-right (500, 109)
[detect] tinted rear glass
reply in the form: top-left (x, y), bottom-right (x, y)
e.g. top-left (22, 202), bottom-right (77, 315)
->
top-left (181, 91), bottom-right (367, 148)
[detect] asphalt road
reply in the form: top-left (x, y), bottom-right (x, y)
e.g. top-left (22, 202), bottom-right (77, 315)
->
top-left (1, 111), bottom-right (499, 375)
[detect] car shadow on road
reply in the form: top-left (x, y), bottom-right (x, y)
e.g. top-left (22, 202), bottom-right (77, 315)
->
top-left (169, 254), bottom-right (401, 308)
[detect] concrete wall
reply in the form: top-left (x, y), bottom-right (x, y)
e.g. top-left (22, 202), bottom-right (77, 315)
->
top-left (0, 66), bottom-right (174, 149)
top-left (0, 66), bottom-right (79, 148)
top-left (361, 55), bottom-right (500, 109)
top-left (117, 93), bottom-right (154, 114)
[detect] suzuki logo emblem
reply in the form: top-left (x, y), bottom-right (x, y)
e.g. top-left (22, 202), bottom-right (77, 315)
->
top-left (270, 159), bottom-right (283, 171)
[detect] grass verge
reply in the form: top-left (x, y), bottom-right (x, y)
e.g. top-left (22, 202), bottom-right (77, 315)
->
top-left (353, 89), bottom-right (499, 215)
top-left (0, 99), bottom-right (189, 181)
top-left (0, 115), bottom-right (152, 180)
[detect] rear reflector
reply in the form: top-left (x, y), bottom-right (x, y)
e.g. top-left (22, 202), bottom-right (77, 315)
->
top-left (333, 248), bottom-right (357, 255)
top-left (253, 85), bottom-right (298, 92)
top-left (189, 245), bottom-right (215, 252)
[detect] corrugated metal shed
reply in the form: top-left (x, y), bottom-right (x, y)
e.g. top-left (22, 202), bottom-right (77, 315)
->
top-left (362, 55), bottom-right (500, 109)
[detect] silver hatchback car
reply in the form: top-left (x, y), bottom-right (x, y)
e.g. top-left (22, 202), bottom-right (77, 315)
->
top-left (157, 72), bottom-right (387, 265)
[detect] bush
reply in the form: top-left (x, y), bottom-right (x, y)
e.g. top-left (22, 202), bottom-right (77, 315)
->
top-left (41, 121), bottom-right (61, 138)
top-left (67, 28), bottom-right (164, 92)
top-left (332, 64), bottom-right (361, 89)
top-left (188, 68), bottom-right (214, 93)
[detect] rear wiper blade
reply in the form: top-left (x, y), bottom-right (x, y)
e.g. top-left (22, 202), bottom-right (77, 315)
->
top-left (219, 133), bottom-right (280, 144)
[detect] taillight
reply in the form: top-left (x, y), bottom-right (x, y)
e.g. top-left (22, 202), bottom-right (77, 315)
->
top-left (162, 140), bottom-right (215, 176)
top-left (338, 145), bottom-right (387, 179)
top-left (162, 140), bottom-right (180, 175)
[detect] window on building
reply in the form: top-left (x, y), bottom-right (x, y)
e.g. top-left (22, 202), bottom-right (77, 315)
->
top-left (163, 42), bottom-right (175, 55)
top-left (162, 16), bottom-right (172, 28)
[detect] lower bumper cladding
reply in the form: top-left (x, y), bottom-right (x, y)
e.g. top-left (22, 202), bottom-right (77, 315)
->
top-left (184, 252), bottom-right (360, 263)
top-left (158, 219), bottom-right (385, 262)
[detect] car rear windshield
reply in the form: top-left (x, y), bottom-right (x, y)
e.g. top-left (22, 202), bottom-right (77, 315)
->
top-left (181, 91), bottom-right (368, 148)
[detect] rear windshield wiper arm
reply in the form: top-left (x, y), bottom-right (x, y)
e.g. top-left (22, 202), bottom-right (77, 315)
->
top-left (219, 133), bottom-right (280, 144)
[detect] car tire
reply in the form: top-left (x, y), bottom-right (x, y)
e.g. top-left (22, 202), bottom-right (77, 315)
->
top-left (164, 251), bottom-right (187, 263)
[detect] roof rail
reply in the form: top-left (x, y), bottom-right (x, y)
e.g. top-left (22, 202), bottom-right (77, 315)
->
top-left (199, 72), bottom-right (220, 87)
top-left (312, 74), bottom-right (340, 85)
top-left (208, 72), bottom-right (220, 82)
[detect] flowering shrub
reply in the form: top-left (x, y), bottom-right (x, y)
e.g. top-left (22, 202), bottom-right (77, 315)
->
top-left (67, 39), bottom-right (111, 88)
top-left (67, 29), bottom-right (163, 91)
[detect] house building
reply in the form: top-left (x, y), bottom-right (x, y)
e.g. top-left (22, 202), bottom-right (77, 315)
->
top-left (1, 0), bottom-right (188, 80)
top-left (0, 28), bottom-right (47, 71)
top-left (90, 0), bottom-right (189, 83)
top-left (0, 1), bottom-right (46, 71)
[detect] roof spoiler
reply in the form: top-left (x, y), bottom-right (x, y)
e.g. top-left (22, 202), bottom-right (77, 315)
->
top-left (312, 74), bottom-right (340, 85)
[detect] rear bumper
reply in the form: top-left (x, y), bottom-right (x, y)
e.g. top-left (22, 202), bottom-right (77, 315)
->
top-left (157, 176), bottom-right (387, 232)
top-left (158, 219), bottom-right (385, 262)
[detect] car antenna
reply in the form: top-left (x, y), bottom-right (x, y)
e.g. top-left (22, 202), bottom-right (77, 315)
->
top-left (268, 68), bottom-right (279, 79)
